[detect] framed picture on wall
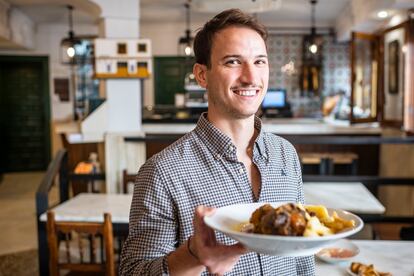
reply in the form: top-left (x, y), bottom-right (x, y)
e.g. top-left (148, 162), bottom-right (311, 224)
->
top-left (54, 78), bottom-right (69, 102)
top-left (381, 22), bottom-right (407, 126)
top-left (388, 39), bottom-right (399, 95)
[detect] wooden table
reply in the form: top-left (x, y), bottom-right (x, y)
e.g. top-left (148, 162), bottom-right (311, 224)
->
top-left (39, 193), bottom-right (132, 223)
top-left (304, 182), bottom-right (385, 214)
top-left (316, 240), bottom-right (414, 276)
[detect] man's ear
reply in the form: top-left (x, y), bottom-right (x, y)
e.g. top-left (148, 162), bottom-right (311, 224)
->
top-left (193, 63), bottom-right (208, 88)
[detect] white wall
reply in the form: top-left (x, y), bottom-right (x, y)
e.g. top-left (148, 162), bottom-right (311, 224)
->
top-left (139, 20), bottom-right (203, 106)
top-left (0, 23), bottom-right (99, 121)
top-left (141, 21), bottom-right (203, 56)
top-left (9, 8), bottom-right (35, 49)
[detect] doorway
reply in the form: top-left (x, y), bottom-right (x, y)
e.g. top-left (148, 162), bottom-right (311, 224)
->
top-left (0, 56), bottom-right (50, 172)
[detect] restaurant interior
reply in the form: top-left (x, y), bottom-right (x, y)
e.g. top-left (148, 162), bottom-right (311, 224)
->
top-left (0, 0), bottom-right (414, 275)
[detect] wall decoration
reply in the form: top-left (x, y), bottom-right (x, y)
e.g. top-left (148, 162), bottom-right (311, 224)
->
top-left (94, 38), bottom-right (152, 79)
top-left (383, 26), bottom-right (405, 124)
top-left (388, 39), bottom-right (399, 95)
top-left (54, 78), bottom-right (69, 101)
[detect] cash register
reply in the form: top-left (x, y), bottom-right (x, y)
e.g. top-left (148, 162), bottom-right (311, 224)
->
top-left (261, 88), bottom-right (292, 118)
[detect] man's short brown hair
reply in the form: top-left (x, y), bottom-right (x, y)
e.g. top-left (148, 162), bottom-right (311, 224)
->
top-left (193, 9), bottom-right (268, 68)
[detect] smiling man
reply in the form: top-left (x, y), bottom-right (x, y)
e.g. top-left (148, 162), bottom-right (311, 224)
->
top-left (120, 9), bottom-right (315, 276)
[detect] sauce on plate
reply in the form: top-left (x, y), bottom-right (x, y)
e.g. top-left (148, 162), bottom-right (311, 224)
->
top-left (318, 247), bottom-right (356, 258)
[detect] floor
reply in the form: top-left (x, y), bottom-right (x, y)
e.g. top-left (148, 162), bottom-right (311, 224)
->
top-left (0, 172), bottom-right (45, 256)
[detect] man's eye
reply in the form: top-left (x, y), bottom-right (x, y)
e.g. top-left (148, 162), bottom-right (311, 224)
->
top-left (256, 59), bottom-right (267, 65)
top-left (225, 59), bottom-right (241, 65)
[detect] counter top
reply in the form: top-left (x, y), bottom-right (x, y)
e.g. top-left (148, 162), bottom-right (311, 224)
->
top-left (142, 119), bottom-right (381, 135)
top-left (57, 118), bottom-right (382, 144)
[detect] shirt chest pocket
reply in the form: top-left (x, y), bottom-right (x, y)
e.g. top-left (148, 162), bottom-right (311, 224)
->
top-left (260, 168), bottom-right (299, 202)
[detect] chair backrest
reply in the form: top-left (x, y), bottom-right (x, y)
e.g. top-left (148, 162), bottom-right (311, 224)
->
top-left (122, 169), bottom-right (136, 194)
top-left (47, 211), bottom-right (115, 276)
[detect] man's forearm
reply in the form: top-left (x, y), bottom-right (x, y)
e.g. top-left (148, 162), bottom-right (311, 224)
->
top-left (167, 240), bottom-right (205, 276)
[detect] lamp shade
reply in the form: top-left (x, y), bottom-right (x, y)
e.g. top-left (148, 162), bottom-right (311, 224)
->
top-left (60, 32), bottom-right (82, 64)
top-left (178, 30), bottom-right (194, 56)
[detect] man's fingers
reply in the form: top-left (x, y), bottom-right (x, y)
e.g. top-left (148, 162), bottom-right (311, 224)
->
top-left (217, 242), bottom-right (248, 257)
top-left (193, 206), bottom-right (216, 234)
top-left (193, 205), bottom-right (217, 247)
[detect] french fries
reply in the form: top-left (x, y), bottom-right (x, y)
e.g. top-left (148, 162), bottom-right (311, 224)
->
top-left (304, 205), bottom-right (355, 236)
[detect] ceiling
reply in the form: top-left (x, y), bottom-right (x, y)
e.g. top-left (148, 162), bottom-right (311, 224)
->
top-left (5, 0), bottom-right (101, 24)
top-left (4, 0), bottom-right (414, 29)
top-left (140, 0), bottom-right (352, 27)
top-left (5, 0), bottom-right (352, 27)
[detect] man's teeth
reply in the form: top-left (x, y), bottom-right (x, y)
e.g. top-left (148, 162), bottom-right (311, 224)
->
top-left (235, 90), bottom-right (257, 96)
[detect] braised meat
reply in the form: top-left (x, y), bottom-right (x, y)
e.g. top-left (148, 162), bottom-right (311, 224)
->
top-left (249, 203), bottom-right (308, 236)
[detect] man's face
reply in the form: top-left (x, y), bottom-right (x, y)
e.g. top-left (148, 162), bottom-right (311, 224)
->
top-left (197, 26), bottom-right (269, 120)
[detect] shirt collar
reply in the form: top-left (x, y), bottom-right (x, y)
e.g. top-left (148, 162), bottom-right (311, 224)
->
top-left (194, 113), bottom-right (267, 160)
top-left (254, 118), bottom-right (267, 158)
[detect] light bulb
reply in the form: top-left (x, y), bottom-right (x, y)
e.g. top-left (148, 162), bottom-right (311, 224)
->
top-left (309, 44), bottom-right (318, 54)
top-left (67, 47), bottom-right (75, 58)
top-left (184, 45), bottom-right (192, 56)
top-left (377, 11), bottom-right (388, 19)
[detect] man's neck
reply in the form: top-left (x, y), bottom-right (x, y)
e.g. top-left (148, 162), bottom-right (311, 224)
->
top-left (207, 112), bottom-right (257, 152)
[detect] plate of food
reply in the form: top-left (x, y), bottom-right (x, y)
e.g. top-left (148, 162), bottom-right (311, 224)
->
top-left (204, 202), bottom-right (363, 256)
top-left (316, 239), bottom-right (359, 263)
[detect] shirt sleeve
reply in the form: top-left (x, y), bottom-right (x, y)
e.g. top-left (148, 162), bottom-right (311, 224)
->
top-left (119, 159), bottom-right (176, 276)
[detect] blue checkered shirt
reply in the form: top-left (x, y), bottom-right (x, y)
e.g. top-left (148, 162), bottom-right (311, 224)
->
top-left (120, 113), bottom-right (315, 275)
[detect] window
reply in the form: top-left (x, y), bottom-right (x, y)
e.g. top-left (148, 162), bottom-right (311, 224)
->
top-left (137, 61), bottom-right (148, 68)
top-left (117, 43), bottom-right (127, 54)
top-left (137, 43), bottom-right (147, 53)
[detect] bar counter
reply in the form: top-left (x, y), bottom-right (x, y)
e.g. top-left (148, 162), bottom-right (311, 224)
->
top-left (141, 118), bottom-right (382, 136)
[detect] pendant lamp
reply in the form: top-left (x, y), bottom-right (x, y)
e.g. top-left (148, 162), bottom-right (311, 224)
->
top-left (60, 5), bottom-right (81, 64)
top-left (178, 1), bottom-right (194, 56)
top-left (308, 0), bottom-right (319, 54)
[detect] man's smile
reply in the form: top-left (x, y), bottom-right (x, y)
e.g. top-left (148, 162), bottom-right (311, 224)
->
top-left (231, 87), bottom-right (261, 97)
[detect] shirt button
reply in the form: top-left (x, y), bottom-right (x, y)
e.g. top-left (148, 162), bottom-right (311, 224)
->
top-left (215, 153), bottom-right (221, 159)
top-left (239, 168), bottom-right (244, 174)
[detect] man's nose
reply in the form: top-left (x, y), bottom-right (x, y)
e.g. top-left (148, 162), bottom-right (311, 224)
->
top-left (240, 63), bottom-right (257, 85)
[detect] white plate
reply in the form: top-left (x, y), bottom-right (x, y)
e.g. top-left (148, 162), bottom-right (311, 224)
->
top-left (316, 239), bottom-right (359, 263)
top-left (204, 202), bottom-right (364, 257)
top-left (346, 268), bottom-right (357, 276)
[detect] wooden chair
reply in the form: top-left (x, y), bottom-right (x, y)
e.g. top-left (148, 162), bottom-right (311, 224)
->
top-left (47, 211), bottom-right (115, 276)
top-left (122, 169), bottom-right (136, 194)
top-left (300, 152), bottom-right (359, 175)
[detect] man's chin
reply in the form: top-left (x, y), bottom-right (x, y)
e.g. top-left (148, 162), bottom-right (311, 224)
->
top-left (231, 111), bottom-right (257, 120)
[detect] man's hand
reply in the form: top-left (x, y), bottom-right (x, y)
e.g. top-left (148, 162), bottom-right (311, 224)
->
top-left (190, 206), bottom-right (247, 275)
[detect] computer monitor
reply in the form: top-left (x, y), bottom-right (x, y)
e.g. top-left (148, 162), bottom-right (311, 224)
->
top-left (262, 89), bottom-right (286, 109)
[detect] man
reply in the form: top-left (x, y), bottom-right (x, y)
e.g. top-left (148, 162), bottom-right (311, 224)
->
top-left (120, 9), bottom-right (315, 275)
